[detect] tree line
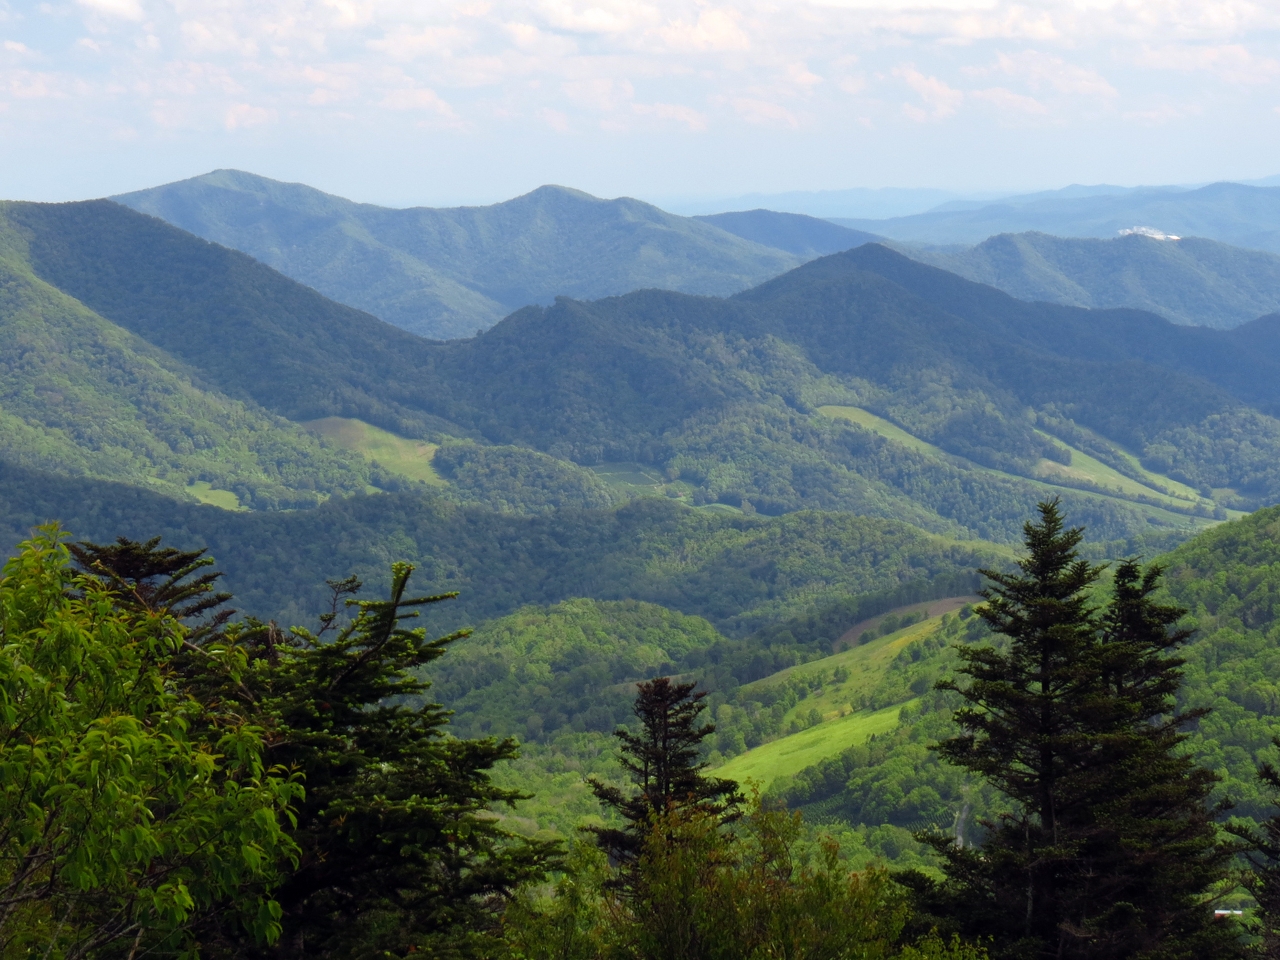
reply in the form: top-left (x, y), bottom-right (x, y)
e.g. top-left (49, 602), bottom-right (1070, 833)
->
top-left (7, 501), bottom-right (1280, 958)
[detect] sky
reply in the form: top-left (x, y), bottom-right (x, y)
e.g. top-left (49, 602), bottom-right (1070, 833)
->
top-left (1, 0), bottom-right (1279, 209)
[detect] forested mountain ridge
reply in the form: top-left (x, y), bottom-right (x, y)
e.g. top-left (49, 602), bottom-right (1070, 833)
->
top-left (0, 202), bottom-right (374, 509)
top-left (0, 458), bottom-right (1002, 638)
top-left (113, 169), bottom-right (800, 338)
top-left (898, 231), bottom-right (1280, 329)
top-left (11, 196), bottom-right (1280, 542)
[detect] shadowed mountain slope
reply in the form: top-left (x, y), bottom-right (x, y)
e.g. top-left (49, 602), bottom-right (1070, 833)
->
top-left (0, 201), bottom-right (373, 509)
top-left (113, 170), bottom-right (799, 338)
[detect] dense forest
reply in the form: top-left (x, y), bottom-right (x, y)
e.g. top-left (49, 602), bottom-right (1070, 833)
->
top-left (11, 502), bottom-right (1280, 959)
top-left (9, 197), bottom-right (1280, 546)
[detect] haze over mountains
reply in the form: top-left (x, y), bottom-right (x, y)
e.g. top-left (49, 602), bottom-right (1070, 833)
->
top-left (114, 170), bottom-right (803, 339)
top-left (900, 232), bottom-right (1280, 329)
top-left (113, 171), bottom-right (1280, 335)
top-left (835, 181), bottom-right (1280, 251)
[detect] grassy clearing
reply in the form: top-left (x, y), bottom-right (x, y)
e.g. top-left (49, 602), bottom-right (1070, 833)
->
top-left (710, 617), bottom-right (947, 789)
top-left (590, 461), bottom-right (696, 505)
top-left (1031, 429), bottom-right (1202, 509)
top-left (590, 461), bottom-right (667, 491)
top-left (185, 481), bottom-right (244, 511)
top-left (746, 617), bottom-right (943, 717)
top-left (834, 596), bottom-right (977, 650)
top-left (715, 701), bottom-right (913, 789)
top-left (304, 417), bottom-right (443, 485)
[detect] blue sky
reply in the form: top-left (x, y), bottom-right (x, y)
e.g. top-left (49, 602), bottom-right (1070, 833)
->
top-left (2, 0), bottom-right (1279, 208)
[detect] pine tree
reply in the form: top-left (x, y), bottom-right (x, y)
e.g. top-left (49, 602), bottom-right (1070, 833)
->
top-left (72, 538), bottom-right (559, 959)
top-left (903, 501), bottom-right (1241, 960)
top-left (587, 677), bottom-right (742, 873)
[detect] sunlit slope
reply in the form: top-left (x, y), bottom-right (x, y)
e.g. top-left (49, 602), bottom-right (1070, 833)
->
top-left (306, 416), bottom-right (443, 485)
top-left (817, 405), bottom-right (1233, 524)
top-left (715, 614), bottom-right (955, 789)
top-left (717, 702), bottom-right (911, 787)
top-left (0, 206), bottom-right (371, 510)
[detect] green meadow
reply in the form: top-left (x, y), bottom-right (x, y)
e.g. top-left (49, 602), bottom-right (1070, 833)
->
top-left (305, 417), bottom-right (444, 485)
top-left (715, 700), bottom-right (913, 789)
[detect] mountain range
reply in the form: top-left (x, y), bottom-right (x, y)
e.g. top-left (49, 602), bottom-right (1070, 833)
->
top-left (835, 181), bottom-right (1280, 252)
top-left (114, 170), bottom-right (804, 339)
top-left (116, 172), bottom-right (1280, 334)
top-left (9, 177), bottom-right (1280, 856)
top-left (898, 231), bottom-right (1280, 329)
top-left (15, 196), bottom-right (1280, 546)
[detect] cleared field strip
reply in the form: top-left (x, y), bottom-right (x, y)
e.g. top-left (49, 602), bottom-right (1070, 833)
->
top-left (817, 405), bottom-right (1219, 529)
top-left (1030, 429), bottom-right (1202, 509)
top-left (817, 405), bottom-right (947, 457)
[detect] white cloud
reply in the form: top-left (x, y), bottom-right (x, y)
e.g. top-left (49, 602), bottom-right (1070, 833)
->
top-left (731, 97), bottom-right (799, 127)
top-left (5, 0), bottom-right (1280, 199)
top-left (632, 100), bottom-right (705, 129)
top-left (380, 86), bottom-right (457, 118)
top-left (77, 0), bottom-right (144, 21)
top-left (539, 0), bottom-right (657, 34)
top-left (973, 50), bottom-right (1117, 96)
top-left (223, 102), bottom-right (274, 129)
top-left (367, 25), bottom-right (469, 61)
top-left (896, 64), bottom-right (963, 120)
top-left (562, 77), bottom-right (633, 111)
top-left (1137, 43), bottom-right (1280, 85)
top-left (971, 85), bottom-right (1047, 114)
top-left (659, 9), bottom-right (750, 52)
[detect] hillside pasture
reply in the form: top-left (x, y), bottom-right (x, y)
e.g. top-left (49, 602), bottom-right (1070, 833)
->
top-left (304, 417), bottom-right (443, 485)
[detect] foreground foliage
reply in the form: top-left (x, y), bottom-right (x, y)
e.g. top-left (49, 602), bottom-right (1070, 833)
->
top-left (509, 803), bottom-right (986, 960)
top-left (587, 677), bottom-right (742, 877)
top-left (71, 536), bottom-right (560, 959)
top-left (0, 529), bottom-right (300, 958)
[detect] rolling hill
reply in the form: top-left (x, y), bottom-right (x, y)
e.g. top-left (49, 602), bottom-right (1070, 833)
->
top-left (0, 202), bottom-right (373, 509)
top-left (113, 170), bottom-right (800, 339)
top-left (899, 231), bottom-right (1280, 329)
top-left (835, 182), bottom-right (1280, 252)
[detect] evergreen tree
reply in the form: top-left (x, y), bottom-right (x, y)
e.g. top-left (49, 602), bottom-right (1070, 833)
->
top-left (1228, 741), bottom-right (1280, 959)
top-left (903, 501), bottom-right (1241, 960)
top-left (72, 537), bottom-right (559, 959)
top-left (587, 677), bottom-right (742, 872)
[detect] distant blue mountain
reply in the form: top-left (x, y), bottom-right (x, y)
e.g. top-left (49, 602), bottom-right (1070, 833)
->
top-left (897, 231), bottom-right (1280, 329)
top-left (114, 170), bottom-right (799, 339)
top-left (833, 182), bottom-right (1280, 252)
top-left (694, 210), bottom-right (881, 257)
